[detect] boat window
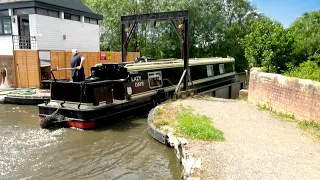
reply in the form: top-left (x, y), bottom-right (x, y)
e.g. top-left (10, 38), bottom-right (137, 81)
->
top-left (207, 65), bottom-right (214, 76)
top-left (148, 71), bottom-right (163, 89)
top-left (219, 64), bottom-right (225, 74)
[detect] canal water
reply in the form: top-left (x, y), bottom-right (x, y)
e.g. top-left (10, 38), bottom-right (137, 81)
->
top-left (0, 104), bottom-right (181, 180)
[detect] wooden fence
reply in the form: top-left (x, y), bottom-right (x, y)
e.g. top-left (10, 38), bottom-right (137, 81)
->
top-left (14, 50), bottom-right (41, 88)
top-left (13, 50), bottom-right (140, 88)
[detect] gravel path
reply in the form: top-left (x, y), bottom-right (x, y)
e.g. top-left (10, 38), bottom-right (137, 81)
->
top-left (181, 97), bottom-right (320, 180)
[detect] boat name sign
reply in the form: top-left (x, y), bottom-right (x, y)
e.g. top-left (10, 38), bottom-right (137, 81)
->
top-left (131, 76), bottom-right (145, 87)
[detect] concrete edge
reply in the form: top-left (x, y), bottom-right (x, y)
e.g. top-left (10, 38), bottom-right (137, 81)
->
top-left (0, 95), bottom-right (49, 105)
top-left (147, 103), bottom-right (202, 180)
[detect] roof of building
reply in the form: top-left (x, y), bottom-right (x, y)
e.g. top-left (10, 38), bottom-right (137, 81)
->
top-left (0, 0), bottom-right (102, 19)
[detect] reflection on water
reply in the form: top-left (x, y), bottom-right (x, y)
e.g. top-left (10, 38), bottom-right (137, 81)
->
top-left (0, 104), bottom-right (181, 180)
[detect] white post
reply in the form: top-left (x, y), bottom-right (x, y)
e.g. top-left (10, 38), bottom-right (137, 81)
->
top-left (81, 16), bottom-right (85, 23)
top-left (60, 12), bottom-right (64, 19)
top-left (8, 9), bottom-right (13, 16)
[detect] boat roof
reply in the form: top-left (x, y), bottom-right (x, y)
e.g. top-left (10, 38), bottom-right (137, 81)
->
top-left (125, 57), bottom-right (235, 71)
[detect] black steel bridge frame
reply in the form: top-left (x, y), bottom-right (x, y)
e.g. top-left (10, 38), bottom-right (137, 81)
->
top-left (120, 10), bottom-right (190, 91)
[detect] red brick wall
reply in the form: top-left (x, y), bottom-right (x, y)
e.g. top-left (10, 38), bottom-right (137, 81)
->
top-left (248, 69), bottom-right (320, 122)
top-left (0, 55), bottom-right (16, 88)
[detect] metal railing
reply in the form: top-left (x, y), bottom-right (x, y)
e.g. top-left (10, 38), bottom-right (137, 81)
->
top-left (235, 70), bottom-right (249, 89)
top-left (12, 35), bottom-right (37, 50)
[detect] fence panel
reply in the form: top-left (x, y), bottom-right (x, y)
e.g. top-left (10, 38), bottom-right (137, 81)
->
top-left (65, 52), bottom-right (73, 80)
top-left (13, 50), bottom-right (140, 88)
top-left (50, 51), bottom-right (67, 79)
top-left (14, 50), bottom-right (40, 88)
top-left (112, 52), bottom-right (122, 63)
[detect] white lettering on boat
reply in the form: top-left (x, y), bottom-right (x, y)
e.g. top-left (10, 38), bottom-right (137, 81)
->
top-left (131, 76), bottom-right (142, 82)
top-left (135, 81), bottom-right (145, 87)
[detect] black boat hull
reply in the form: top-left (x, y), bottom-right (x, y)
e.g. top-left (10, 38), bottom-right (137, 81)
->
top-left (38, 58), bottom-right (236, 129)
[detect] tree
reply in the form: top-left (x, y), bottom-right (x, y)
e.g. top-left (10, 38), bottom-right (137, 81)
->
top-left (289, 10), bottom-right (320, 64)
top-left (83, 0), bottom-right (258, 71)
top-left (241, 17), bottom-right (294, 73)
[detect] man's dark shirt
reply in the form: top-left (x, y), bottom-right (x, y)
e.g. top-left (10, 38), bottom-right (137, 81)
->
top-left (70, 54), bottom-right (85, 82)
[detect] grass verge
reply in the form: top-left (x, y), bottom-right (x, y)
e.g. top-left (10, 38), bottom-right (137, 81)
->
top-left (298, 121), bottom-right (320, 139)
top-left (177, 106), bottom-right (224, 141)
top-left (274, 112), bottom-right (296, 122)
top-left (152, 102), bottom-right (224, 141)
top-left (256, 103), bottom-right (320, 139)
top-left (257, 103), bottom-right (296, 122)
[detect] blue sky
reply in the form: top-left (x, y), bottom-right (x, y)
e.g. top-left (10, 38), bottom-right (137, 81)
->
top-left (250, 0), bottom-right (320, 27)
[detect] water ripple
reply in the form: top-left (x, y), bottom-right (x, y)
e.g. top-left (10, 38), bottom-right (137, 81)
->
top-left (0, 105), bottom-right (181, 180)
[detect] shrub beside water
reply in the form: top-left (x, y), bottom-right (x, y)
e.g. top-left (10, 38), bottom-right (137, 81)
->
top-left (284, 60), bottom-right (320, 82)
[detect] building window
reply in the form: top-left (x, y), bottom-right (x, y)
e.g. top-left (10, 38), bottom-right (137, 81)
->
top-left (14, 8), bottom-right (35, 15)
top-left (85, 17), bottom-right (98, 24)
top-left (37, 8), bottom-right (47, 16)
top-left (64, 13), bottom-right (71, 20)
top-left (71, 15), bottom-right (80, 21)
top-left (85, 17), bottom-right (90, 23)
top-left (0, 10), bottom-right (9, 16)
top-left (64, 13), bottom-right (80, 21)
top-left (0, 17), bottom-right (12, 35)
top-left (36, 8), bottom-right (59, 18)
top-left (90, 18), bottom-right (98, 24)
top-left (48, 10), bottom-right (59, 18)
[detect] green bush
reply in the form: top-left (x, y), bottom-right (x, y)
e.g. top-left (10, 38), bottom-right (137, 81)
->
top-left (284, 60), bottom-right (320, 81)
top-left (241, 17), bottom-right (294, 73)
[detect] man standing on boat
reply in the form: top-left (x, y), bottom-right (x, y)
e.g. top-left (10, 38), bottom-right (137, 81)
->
top-left (71, 49), bottom-right (85, 82)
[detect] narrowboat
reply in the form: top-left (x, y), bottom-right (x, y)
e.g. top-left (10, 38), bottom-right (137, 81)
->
top-left (38, 57), bottom-right (236, 129)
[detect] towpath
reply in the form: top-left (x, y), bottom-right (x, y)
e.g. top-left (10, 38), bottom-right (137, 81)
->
top-left (181, 97), bottom-right (320, 180)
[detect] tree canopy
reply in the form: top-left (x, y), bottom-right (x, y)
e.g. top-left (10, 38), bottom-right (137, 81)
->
top-left (83, 0), bottom-right (259, 72)
top-left (241, 17), bottom-right (294, 73)
top-left (289, 10), bottom-right (320, 64)
top-left (83, 0), bottom-right (320, 75)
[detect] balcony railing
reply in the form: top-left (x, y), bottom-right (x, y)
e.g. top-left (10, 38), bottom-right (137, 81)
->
top-left (12, 35), bottom-right (37, 50)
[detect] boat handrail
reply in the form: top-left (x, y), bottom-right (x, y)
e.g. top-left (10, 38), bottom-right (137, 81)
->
top-left (51, 68), bottom-right (76, 82)
top-left (125, 57), bottom-right (235, 68)
top-left (125, 60), bottom-right (183, 67)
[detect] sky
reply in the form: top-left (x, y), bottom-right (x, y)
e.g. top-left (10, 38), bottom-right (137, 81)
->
top-left (250, 0), bottom-right (320, 28)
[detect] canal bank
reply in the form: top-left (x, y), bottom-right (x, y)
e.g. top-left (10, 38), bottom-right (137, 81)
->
top-left (148, 97), bottom-right (320, 180)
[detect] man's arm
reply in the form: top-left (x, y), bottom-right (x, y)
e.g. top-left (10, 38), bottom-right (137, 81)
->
top-left (77, 56), bottom-right (85, 69)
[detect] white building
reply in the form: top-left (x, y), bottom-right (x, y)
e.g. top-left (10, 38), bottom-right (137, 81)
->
top-left (0, 0), bottom-right (103, 56)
